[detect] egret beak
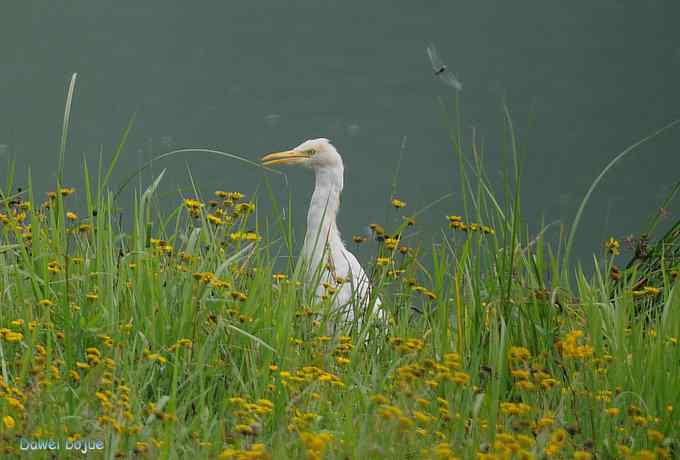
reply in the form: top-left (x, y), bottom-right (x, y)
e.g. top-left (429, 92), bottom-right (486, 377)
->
top-left (261, 150), bottom-right (310, 166)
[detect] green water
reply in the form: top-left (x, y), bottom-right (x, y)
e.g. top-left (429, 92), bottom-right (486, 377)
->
top-left (1, 1), bottom-right (679, 262)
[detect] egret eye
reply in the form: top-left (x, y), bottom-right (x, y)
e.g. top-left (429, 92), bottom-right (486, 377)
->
top-left (307, 149), bottom-right (316, 155)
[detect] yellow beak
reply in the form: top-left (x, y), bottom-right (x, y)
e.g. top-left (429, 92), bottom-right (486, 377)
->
top-left (260, 150), bottom-right (310, 166)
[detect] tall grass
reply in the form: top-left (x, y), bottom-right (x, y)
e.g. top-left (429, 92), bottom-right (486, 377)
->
top-left (0, 79), bottom-right (678, 459)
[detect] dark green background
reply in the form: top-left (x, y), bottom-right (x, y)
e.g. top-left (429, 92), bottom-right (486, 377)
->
top-left (1, 1), bottom-right (679, 262)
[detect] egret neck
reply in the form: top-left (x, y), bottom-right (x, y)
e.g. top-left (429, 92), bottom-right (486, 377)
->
top-left (303, 164), bottom-right (344, 275)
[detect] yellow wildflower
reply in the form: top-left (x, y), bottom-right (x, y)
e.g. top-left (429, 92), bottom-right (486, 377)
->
top-left (384, 237), bottom-right (399, 250)
top-left (335, 356), bottom-right (350, 366)
top-left (207, 214), bottom-right (225, 225)
top-left (509, 346), bottom-right (531, 361)
top-left (541, 378), bottom-right (559, 389)
top-left (452, 371), bottom-right (470, 385)
top-left (4, 332), bottom-right (23, 343)
top-left (647, 429), bottom-right (664, 443)
top-left (47, 261), bottom-right (62, 273)
top-left (371, 395), bottom-right (389, 405)
top-left (146, 353), bottom-right (167, 365)
top-left (234, 424), bottom-right (255, 435)
top-left (606, 237), bottom-right (620, 255)
top-left (3, 415), bottom-right (16, 430)
top-left (516, 380), bottom-right (536, 391)
top-left (376, 257), bottom-right (392, 266)
top-left (536, 416), bottom-right (554, 429)
top-left (183, 198), bottom-right (204, 210)
top-left (637, 450), bottom-right (655, 460)
top-left (605, 407), bottom-right (620, 416)
top-left (510, 369), bottom-right (530, 379)
top-left (69, 370), bottom-right (80, 382)
top-left (378, 404), bottom-right (402, 419)
top-left (391, 198), bottom-right (406, 208)
top-left (550, 428), bottom-right (568, 445)
top-left (413, 411), bottom-right (432, 424)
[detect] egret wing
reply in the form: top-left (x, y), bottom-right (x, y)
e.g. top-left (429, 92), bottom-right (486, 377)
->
top-left (338, 248), bottom-right (382, 310)
top-left (426, 44), bottom-right (444, 72)
top-left (439, 70), bottom-right (463, 91)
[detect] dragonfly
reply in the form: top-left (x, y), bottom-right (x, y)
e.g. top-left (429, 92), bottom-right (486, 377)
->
top-left (426, 44), bottom-right (462, 91)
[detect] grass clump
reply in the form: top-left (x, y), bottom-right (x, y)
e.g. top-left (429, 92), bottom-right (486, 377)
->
top-left (0, 82), bottom-right (678, 459)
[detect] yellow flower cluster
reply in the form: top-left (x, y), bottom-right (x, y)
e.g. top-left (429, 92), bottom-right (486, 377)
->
top-left (168, 338), bottom-right (193, 352)
top-left (1, 374), bottom-right (27, 433)
top-left (384, 236), bottom-right (400, 250)
top-left (288, 409), bottom-right (320, 432)
top-left (272, 272), bottom-right (288, 282)
top-left (278, 366), bottom-right (345, 389)
top-left (390, 336), bottom-right (425, 354)
top-left (424, 442), bottom-right (460, 460)
top-left (446, 215), bottom-right (495, 234)
top-left (376, 256), bottom-right (393, 266)
top-left (150, 238), bottom-right (173, 254)
top-left (558, 330), bottom-right (594, 360)
top-left (412, 285), bottom-right (437, 300)
top-left (219, 443), bottom-right (269, 460)
top-left (332, 335), bottom-right (353, 358)
top-left (0, 328), bottom-right (24, 343)
top-left (96, 379), bottom-right (142, 435)
top-left (508, 346), bottom-right (531, 362)
top-left (499, 402), bottom-right (532, 416)
top-left (38, 186), bottom-right (76, 210)
top-left (191, 271), bottom-right (232, 290)
top-left (392, 352), bottom-right (468, 391)
top-left (207, 212), bottom-right (228, 226)
top-left (184, 192), bottom-right (254, 224)
top-left (632, 286), bottom-right (661, 297)
top-left (0, 195), bottom-right (39, 242)
top-left (215, 191), bottom-right (245, 201)
top-left (230, 231), bottom-right (260, 241)
top-left (509, 363), bottom-right (558, 392)
top-left (143, 349), bottom-right (168, 365)
top-left (492, 432), bottom-right (535, 459)
top-left (221, 308), bottom-right (254, 325)
top-left (183, 198), bottom-right (205, 218)
top-left (299, 431), bottom-right (333, 460)
top-left (228, 396), bottom-right (274, 434)
top-left (544, 428), bottom-right (568, 456)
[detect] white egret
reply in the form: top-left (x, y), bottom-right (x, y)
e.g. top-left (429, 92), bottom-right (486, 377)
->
top-left (261, 138), bottom-right (382, 324)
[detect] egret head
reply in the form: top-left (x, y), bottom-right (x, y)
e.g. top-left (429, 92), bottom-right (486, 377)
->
top-left (261, 138), bottom-right (343, 171)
